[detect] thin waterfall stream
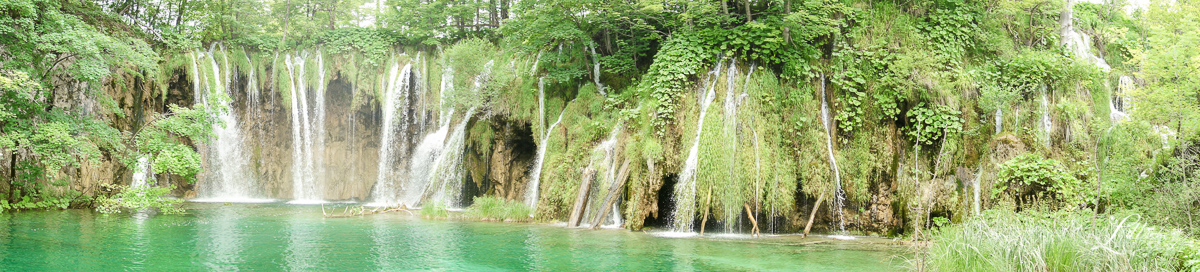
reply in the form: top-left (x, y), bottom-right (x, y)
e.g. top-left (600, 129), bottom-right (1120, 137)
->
top-left (819, 73), bottom-right (846, 232)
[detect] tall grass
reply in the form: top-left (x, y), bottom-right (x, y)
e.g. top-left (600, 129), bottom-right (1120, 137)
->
top-left (923, 210), bottom-right (1200, 271)
top-left (465, 196), bottom-right (532, 222)
top-left (420, 201), bottom-right (449, 218)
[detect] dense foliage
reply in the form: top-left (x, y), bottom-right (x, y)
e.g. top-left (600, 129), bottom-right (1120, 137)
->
top-left (3, 1), bottom-right (1200, 270)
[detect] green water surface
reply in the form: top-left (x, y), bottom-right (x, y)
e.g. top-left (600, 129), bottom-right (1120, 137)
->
top-left (0, 203), bottom-right (906, 271)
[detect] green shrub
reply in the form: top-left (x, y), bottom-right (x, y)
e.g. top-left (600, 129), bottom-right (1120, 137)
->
top-left (94, 184), bottom-right (184, 214)
top-left (994, 153), bottom-right (1089, 208)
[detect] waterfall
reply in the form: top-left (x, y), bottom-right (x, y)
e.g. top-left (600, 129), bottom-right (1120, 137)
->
top-left (285, 52), bottom-right (325, 204)
top-left (526, 107), bottom-right (566, 210)
top-left (1061, 0), bottom-right (1111, 73)
top-left (671, 58), bottom-right (726, 232)
top-left (721, 60), bottom-right (741, 232)
top-left (389, 60), bottom-right (492, 207)
top-left (419, 108), bottom-right (476, 207)
top-left (371, 61), bottom-right (414, 205)
top-left (192, 47), bottom-right (260, 202)
top-left (1112, 75), bottom-right (1134, 122)
top-left (588, 46), bottom-right (606, 96)
top-left (402, 109), bottom-right (453, 206)
top-left (995, 109), bottom-right (1003, 134)
top-left (581, 125), bottom-right (622, 227)
top-left (131, 156), bottom-right (153, 188)
top-left (1041, 89), bottom-right (1052, 147)
top-left (313, 52), bottom-right (327, 191)
top-left (819, 73), bottom-right (846, 232)
top-left (529, 50), bottom-right (542, 76)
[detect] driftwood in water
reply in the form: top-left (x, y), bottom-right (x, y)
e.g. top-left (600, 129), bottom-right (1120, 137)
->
top-left (699, 188), bottom-right (713, 235)
top-left (323, 204), bottom-right (415, 218)
top-left (744, 203), bottom-right (760, 237)
top-left (590, 157), bottom-right (632, 230)
top-left (803, 192), bottom-right (825, 237)
top-left (568, 168), bottom-right (598, 227)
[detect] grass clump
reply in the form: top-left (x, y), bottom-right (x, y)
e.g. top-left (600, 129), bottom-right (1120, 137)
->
top-left (465, 196), bottom-right (532, 222)
top-left (923, 209), bottom-right (1200, 271)
top-left (420, 201), bottom-right (449, 218)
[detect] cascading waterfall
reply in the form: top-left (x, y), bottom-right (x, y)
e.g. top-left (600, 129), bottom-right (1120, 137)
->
top-left (420, 107), bottom-right (476, 206)
top-left (403, 109), bottom-right (454, 206)
top-left (313, 52), bottom-right (327, 191)
top-left (1111, 75), bottom-right (1133, 122)
top-left (1060, 0), bottom-right (1110, 73)
top-left (819, 73), bottom-right (846, 232)
top-left (285, 52), bottom-right (326, 203)
top-left (526, 107), bottom-right (566, 210)
top-left (1041, 89), bottom-right (1052, 147)
top-left (192, 47), bottom-right (259, 202)
top-left (391, 60), bottom-right (492, 207)
top-left (581, 125), bottom-right (622, 227)
top-left (131, 156), bottom-right (154, 188)
top-left (588, 46), bottom-right (606, 96)
top-left (671, 58), bottom-right (726, 232)
top-left (995, 109), bottom-right (1003, 133)
top-left (372, 60), bottom-right (414, 205)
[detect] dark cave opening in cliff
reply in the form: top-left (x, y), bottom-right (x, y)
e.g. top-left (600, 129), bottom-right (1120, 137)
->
top-left (642, 174), bottom-right (677, 229)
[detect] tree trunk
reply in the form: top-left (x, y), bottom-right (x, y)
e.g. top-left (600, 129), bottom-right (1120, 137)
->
top-left (329, 1), bottom-right (337, 30)
top-left (803, 192), bottom-right (824, 237)
top-left (280, 0), bottom-right (293, 47)
top-left (744, 203), bottom-right (759, 237)
top-left (783, 0), bottom-right (792, 44)
top-left (568, 169), bottom-right (597, 228)
top-left (744, 0), bottom-right (752, 21)
top-left (590, 157), bottom-right (632, 230)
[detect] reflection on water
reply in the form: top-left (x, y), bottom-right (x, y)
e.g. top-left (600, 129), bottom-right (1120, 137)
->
top-left (203, 206), bottom-right (242, 270)
top-left (0, 203), bottom-right (906, 271)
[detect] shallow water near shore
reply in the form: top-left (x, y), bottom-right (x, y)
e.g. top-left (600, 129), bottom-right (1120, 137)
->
top-left (0, 202), bottom-right (907, 271)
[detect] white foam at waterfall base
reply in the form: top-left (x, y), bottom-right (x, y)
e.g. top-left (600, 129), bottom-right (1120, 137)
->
top-left (670, 58), bottom-right (726, 232)
top-left (650, 231), bottom-right (700, 239)
top-left (828, 235), bottom-right (857, 241)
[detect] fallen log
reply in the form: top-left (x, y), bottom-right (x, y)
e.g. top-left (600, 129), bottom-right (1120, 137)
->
top-left (590, 157), bottom-right (632, 230)
top-left (803, 192), bottom-right (825, 237)
top-left (744, 203), bottom-right (760, 237)
top-left (568, 168), bottom-right (598, 227)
